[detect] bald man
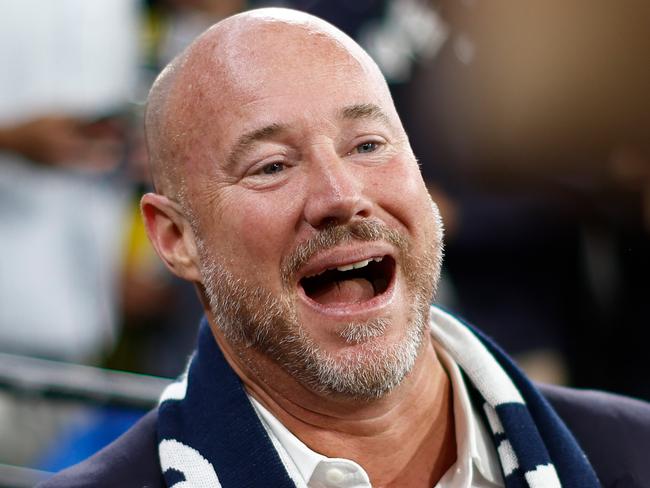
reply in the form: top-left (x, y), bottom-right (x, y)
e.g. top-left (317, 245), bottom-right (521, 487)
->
top-left (40, 8), bottom-right (649, 488)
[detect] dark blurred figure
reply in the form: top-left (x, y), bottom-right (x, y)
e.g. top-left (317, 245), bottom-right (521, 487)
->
top-left (398, 0), bottom-right (650, 397)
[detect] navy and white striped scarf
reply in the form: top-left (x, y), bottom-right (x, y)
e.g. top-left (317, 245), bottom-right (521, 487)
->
top-left (157, 306), bottom-right (600, 487)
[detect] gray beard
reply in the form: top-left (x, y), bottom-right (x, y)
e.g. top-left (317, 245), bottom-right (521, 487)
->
top-left (196, 215), bottom-right (442, 400)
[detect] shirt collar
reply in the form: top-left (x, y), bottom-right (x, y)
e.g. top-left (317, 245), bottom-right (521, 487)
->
top-left (250, 395), bottom-right (325, 484)
top-left (434, 341), bottom-right (504, 486)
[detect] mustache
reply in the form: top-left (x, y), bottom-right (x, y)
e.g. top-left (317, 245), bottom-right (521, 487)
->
top-left (281, 219), bottom-right (408, 286)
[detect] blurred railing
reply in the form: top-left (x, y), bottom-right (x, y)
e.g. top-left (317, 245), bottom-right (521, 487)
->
top-left (0, 353), bottom-right (171, 409)
top-left (0, 352), bottom-right (173, 487)
top-left (0, 463), bottom-right (52, 488)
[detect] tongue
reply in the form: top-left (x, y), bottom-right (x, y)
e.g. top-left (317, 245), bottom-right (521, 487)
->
top-left (310, 278), bottom-right (375, 305)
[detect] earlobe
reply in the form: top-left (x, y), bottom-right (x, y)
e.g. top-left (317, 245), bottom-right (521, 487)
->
top-left (140, 193), bottom-right (202, 282)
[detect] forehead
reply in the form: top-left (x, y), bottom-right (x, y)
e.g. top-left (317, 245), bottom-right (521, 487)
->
top-left (172, 21), bottom-right (393, 146)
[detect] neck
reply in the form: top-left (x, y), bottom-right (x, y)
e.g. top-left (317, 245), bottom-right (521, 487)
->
top-left (210, 322), bottom-right (457, 488)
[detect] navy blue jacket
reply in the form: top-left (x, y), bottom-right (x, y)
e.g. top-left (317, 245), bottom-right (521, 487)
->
top-left (39, 385), bottom-right (650, 488)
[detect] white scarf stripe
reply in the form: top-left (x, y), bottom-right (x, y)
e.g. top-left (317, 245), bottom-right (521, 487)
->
top-left (525, 464), bottom-right (562, 488)
top-left (159, 376), bottom-right (188, 404)
top-left (482, 403), bottom-right (505, 435)
top-left (159, 439), bottom-right (221, 487)
top-left (429, 308), bottom-right (525, 406)
top-left (496, 439), bottom-right (519, 476)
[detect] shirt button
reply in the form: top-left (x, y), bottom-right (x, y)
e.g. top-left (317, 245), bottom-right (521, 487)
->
top-left (325, 467), bottom-right (346, 484)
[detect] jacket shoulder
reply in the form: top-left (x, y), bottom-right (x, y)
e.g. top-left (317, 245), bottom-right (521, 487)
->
top-left (37, 409), bottom-right (163, 488)
top-left (540, 384), bottom-right (650, 487)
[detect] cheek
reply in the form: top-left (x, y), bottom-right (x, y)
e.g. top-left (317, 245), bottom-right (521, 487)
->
top-left (213, 189), bottom-right (303, 274)
top-left (367, 157), bottom-right (432, 230)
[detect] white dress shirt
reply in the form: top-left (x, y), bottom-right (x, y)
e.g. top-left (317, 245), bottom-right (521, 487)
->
top-left (249, 338), bottom-right (505, 488)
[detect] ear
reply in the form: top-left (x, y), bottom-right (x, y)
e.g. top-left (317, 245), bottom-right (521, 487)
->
top-left (140, 192), bottom-right (202, 282)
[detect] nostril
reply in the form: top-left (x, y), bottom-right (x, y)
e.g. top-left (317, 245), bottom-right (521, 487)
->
top-left (312, 204), bottom-right (368, 229)
top-left (356, 207), bottom-right (371, 219)
top-left (319, 217), bottom-right (339, 228)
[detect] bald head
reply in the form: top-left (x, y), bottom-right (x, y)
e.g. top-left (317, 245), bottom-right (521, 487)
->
top-left (144, 7), bottom-right (393, 203)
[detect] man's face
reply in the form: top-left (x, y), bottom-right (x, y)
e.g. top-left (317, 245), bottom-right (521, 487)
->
top-left (180, 25), bottom-right (443, 398)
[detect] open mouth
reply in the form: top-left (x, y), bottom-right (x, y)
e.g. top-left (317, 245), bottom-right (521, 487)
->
top-left (299, 256), bottom-right (395, 306)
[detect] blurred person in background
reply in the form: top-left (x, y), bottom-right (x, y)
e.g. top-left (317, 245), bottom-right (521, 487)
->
top-left (392, 0), bottom-right (650, 398)
top-left (0, 0), bottom-right (140, 467)
top-left (0, 0), bottom-right (138, 364)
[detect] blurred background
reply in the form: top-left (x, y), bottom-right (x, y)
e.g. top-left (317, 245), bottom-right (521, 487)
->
top-left (0, 0), bottom-right (647, 485)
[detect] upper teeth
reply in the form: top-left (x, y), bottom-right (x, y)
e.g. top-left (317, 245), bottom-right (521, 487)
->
top-left (304, 256), bottom-right (384, 278)
top-left (336, 256), bottom-right (383, 272)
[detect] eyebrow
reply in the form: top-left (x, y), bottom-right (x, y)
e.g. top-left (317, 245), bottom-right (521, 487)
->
top-left (226, 122), bottom-right (288, 170)
top-left (339, 103), bottom-right (391, 125)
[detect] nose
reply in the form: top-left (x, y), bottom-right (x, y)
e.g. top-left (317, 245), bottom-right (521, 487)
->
top-left (302, 154), bottom-right (372, 229)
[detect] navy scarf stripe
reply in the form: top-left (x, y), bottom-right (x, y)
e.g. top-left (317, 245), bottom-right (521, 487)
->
top-left (496, 403), bottom-right (553, 470)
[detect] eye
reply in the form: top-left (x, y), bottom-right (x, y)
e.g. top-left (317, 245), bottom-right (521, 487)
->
top-left (261, 162), bottom-right (286, 175)
top-left (356, 141), bottom-right (379, 154)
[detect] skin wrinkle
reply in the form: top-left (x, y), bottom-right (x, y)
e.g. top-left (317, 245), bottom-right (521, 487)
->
top-left (226, 123), bottom-right (288, 172)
